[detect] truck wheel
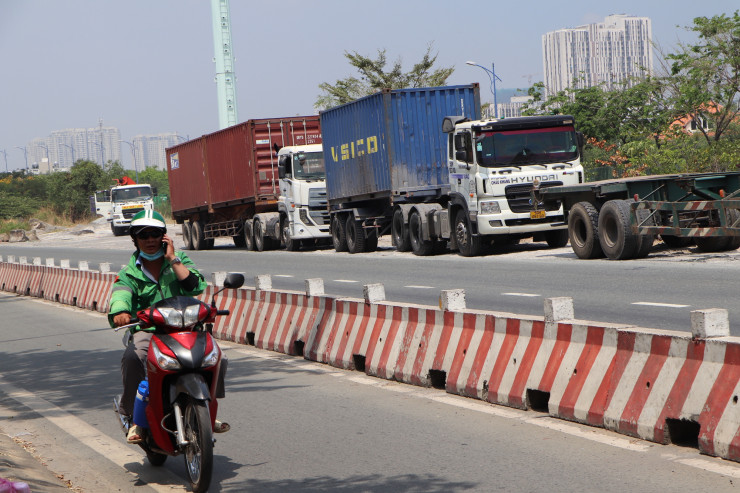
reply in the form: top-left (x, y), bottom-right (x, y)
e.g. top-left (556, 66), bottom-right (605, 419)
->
top-left (191, 220), bottom-right (206, 250)
top-left (544, 230), bottom-right (569, 248)
top-left (392, 208), bottom-right (411, 252)
top-left (454, 210), bottom-right (482, 257)
top-left (568, 202), bottom-right (604, 259)
top-left (634, 206), bottom-right (655, 259)
top-left (331, 216), bottom-right (348, 252)
top-left (364, 230), bottom-right (379, 252)
top-left (254, 218), bottom-right (272, 251)
top-left (660, 235), bottom-right (692, 249)
top-left (244, 222), bottom-right (255, 251)
top-left (409, 211), bottom-right (433, 256)
top-left (111, 224), bottom-right (125, 237)
top-left (345, 215), bottom-right (366, 254)
top-left (182, 223), bottom-right (194, 250)
top-left (726, 209), bottom-right (740, 250)
top-left (598, 200), bottom-right (639, 260)
top-left (282, 218), bottom-right (300, 251)
top-left (694, 236), bottom-right (731, 252)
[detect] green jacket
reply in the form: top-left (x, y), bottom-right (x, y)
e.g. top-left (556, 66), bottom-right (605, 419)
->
top-left (107, 251), bottom-right (207, 330)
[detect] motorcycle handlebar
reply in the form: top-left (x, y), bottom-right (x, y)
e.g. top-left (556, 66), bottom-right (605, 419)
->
top-left (216, 310), bottom-right (230, 316)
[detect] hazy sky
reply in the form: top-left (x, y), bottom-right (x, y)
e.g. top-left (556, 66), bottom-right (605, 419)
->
top-left (1, 0), bottom-right (737, 171)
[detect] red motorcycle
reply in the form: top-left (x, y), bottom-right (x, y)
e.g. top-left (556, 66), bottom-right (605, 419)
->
top-left (113, 273), bottom-right (244, 493)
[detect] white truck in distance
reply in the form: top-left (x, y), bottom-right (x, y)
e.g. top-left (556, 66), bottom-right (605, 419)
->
top-left (105, 184), bottom-right (156, 236)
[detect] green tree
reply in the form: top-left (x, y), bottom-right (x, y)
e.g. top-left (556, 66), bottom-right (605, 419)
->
top-left (664, 11), bottom-right (740, 143)
top-left (315, 43), bottom-right (454, 110)
top-left (137, 167), bottom-right (170, 198)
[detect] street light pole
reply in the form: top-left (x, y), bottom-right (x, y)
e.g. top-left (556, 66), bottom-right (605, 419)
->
top-left (38, 143), bottom-right (50, 173)
top-left (0, 149), bottom-right (7, 173)
top-left (120, 140), bottom-right (138, 183)
top-left (466, 60), bottom-right (502, 119)
top-left (60, 143), bottom-right (75, 166)
top-left (15, 146), bottom-right (28, 171)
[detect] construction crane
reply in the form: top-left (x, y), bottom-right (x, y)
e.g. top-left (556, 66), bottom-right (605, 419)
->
top-left (211, 0), bottom-right (238, 129)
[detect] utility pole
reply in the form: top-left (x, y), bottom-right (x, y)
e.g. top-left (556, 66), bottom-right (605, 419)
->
top-left (0, 149), bottom-right (7, 173)
top-left (211, 0), bottom-right (238, 129)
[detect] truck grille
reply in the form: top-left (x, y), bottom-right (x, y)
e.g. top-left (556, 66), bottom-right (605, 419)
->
top-left (505, 182), bottom-right (562, 213)
top-left (308, 189), bottom-right (329, 225)
top-left (122, 207), bottom-right (145, 219)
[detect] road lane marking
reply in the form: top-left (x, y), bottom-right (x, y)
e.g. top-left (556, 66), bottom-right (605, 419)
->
top-left (502, 292), bottom-right (540, 297)
top-left (0, 379), bottom-right (185, 492)
top-left (404, 285), bottom-right (435, 289)
top-left (274, 274), bottom-right (294, 278)
top-left (334, 279), bottom-right (358, 283)
top-left (632, 302), bottom-right (690, 308)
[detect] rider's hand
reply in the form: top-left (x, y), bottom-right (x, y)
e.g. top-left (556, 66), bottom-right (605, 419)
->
top-left (162, 234), bottom-right (176, 261)
top-left (113, 312), bottom-right (132, 327)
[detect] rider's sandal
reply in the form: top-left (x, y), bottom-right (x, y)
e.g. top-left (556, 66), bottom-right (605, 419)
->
top-left (127, 424), bottom-right (144, 444)
top-left (214, 420), bottom-right (230, 433)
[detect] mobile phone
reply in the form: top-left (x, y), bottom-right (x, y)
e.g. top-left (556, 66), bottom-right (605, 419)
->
top-left (162, 241), bottom-right (167, 251)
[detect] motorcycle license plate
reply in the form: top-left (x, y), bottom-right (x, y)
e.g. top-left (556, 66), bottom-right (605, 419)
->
top-left (530, 210), bottom-right (546, 219)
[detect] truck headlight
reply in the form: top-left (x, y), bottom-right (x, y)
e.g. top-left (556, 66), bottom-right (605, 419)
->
top-left (480, 201), bottom-right (501, 214)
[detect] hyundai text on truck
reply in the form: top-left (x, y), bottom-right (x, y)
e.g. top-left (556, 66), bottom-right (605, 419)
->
top-left (320, 84), bottom-right (585, 256)
top-left (165, 116), bottom-right (329, 251)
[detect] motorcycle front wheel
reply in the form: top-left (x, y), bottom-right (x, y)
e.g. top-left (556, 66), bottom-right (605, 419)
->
top-left (183, 397), bottom-right (213, 493)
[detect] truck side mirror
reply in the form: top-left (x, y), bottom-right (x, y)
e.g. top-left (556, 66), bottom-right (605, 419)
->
top-left (455, 149), bottom-right (468, 162)
top-left (278, 164), bottom-right (286, 179)
top-left (576, 131), bottom-right (584, 157)
top-left (152, 187), bottom-right (158, 196)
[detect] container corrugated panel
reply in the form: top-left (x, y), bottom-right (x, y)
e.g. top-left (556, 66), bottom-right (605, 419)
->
top-left (166, 116), bottom-right (321, 214)
top-left (166, 139), bottom-right (209, 214)
top-left (321, 84), bottom-right (480, 203)
top-left (249, 117), bottom-right (322, 200)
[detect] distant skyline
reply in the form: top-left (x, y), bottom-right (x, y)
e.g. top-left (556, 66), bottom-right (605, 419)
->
top-left (1, 1), bottom-right (737, 171)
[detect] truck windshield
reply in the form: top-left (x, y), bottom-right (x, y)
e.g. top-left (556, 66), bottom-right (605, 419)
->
top-left (292, 151), bottom-right (325, 180)
top-left (112, 186), bottom-right (153, 202)
top-left (475, 126), bottom-right (578, 167)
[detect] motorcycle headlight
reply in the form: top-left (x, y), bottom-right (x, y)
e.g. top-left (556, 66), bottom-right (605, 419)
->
top-left (203, 345), bottom-right (220, 368)
top-left (151, 342), bottom-right (181, 370)
top-left (157, 307), bottom-right (184, 328)
top-left (183, 304), bottom-right (202, 328)
top-left (480, 200), bottom-right (501, 214)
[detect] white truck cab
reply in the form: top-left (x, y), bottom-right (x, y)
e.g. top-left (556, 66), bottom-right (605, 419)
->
top-left (106, 184), bottom-right (156, 236)
top-left (437, 115), bottom-right (584, 255)
top-left (265, 144), bottom-right (331, 250)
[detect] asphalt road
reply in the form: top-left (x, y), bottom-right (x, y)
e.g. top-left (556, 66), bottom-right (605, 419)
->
top-left (3, 224), bottom-right (740, 334)
top-left (1, 294), bottom-right (740, 492)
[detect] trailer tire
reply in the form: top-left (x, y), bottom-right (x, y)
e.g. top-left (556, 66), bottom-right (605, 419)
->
top-left (409, 211), bottom-right (434, 256)
top-left (392, 208), bottom-right (411, 252)
top-left (331, 216), bottom-right (348, 252)
top-left (182, 223), bottom-right (194, 250)
top-left (282, 217), bottom-right (300, 252)
top-left (634, 206), bottom-right (655, 259)
top-left (364, 230), bottom-right (379, 252)
top-left (598, 200), bottom-right (639, 260)
top-left (454, 210), bottom-right (482, 257)
top-left (661, 235), bottom-right (692, 249)
top-left (568, 202), bottom-right (604, 259)
top-left (544, 229), bottom-right (569, 248)
top-left (191, 220), bottom-right (206, 251)
top-left (694, 236), bottom-right (731, 252)
top-left (345, 215), bottom-right (366, 254)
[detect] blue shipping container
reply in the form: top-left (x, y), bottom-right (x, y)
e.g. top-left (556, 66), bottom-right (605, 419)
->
top-left (320, 84), bottom-right (481, 204)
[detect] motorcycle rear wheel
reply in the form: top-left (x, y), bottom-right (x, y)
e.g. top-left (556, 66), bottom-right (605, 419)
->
top-left (145, 448), bottom-right (167, 466)
top-left (183, 398), bottom-right (213, 493)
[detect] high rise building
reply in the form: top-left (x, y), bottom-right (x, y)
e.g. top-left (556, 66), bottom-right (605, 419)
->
top-left (28, 126), bottom-right (122, 171)
top-left (131, 133), bottom-right (187, 171)
top-left (542, 14), bottom-right (653, 97)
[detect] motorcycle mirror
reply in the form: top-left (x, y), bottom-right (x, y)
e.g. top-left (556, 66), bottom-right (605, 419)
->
top-left (211, 272), bottom-right (246, 306)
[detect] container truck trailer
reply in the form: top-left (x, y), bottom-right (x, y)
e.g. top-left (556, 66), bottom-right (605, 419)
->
top-left (166, 116), bottom-right (330, 251)
top-left (320, 84), bottom-right (585, 256)
top-left (532, 172), bottom-right (740, 260)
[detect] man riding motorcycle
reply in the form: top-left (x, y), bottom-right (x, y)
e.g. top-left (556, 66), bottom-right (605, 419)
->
top-left (108, 210), bottom-right (229, 444)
